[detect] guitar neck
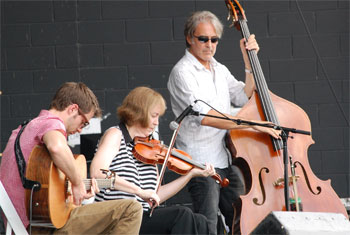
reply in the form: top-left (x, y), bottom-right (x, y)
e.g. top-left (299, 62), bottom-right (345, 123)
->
top-left (82, 178), bottom-right (114, 190)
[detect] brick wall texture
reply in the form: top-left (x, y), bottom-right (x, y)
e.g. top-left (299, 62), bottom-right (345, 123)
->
top-left (1, 0), bottom-right (349, 205)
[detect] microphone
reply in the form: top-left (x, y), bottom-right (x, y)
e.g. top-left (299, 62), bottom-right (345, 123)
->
top-left (169, 102), bottom-right (196, 130)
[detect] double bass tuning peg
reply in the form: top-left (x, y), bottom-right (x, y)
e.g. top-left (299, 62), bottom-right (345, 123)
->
top-left (226, 11), bottom-right (236, 28)
top-left (227, 10), bottom-right (232, 21)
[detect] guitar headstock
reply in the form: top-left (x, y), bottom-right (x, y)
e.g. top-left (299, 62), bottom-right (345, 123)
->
top-left (225, 0), bottom-right (246, 30)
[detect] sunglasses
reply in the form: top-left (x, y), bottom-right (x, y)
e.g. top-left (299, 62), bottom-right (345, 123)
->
top-left (193, 35), bottom-right (220, 43)
top-left (78, 108), bottom-right (90, 128)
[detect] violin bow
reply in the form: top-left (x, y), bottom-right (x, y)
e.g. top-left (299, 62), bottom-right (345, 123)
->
top-left (149, 124), bottom-right (181, 217)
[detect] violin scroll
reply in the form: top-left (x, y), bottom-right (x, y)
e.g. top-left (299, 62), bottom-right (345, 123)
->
top-left (216, 175), bottom-right (229, 187)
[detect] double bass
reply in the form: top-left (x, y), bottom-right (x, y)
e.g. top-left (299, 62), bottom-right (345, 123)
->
top-left (224, 0), bottom-right (348, 234)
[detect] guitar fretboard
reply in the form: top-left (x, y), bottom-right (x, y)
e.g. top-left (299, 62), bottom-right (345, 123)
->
top-left (82, 178), bottom-right (113, 190)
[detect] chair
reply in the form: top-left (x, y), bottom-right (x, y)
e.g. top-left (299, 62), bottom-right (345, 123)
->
top-left (0, 181), bottom-right (28, 235)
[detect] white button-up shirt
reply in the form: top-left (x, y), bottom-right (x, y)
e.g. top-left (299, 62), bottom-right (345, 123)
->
top-left (167, 49), bottom-right (249, 168)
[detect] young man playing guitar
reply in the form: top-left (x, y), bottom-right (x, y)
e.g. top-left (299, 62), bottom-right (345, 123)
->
top-left (0, 82), bottom-right (143, 234)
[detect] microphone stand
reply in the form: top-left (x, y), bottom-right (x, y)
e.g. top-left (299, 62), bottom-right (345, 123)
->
top-left (191, 111), bottom-right (311, 211)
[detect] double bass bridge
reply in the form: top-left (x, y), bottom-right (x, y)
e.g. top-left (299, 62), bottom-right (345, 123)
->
top-left (273, 176), bottom-right (300, 188)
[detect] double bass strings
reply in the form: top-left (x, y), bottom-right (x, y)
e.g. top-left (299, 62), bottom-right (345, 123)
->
top-left (239, 19), bottom-right (285, 170)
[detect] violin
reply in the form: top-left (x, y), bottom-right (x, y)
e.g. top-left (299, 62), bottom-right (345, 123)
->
top-left (132, 136), bottom-right (229, 187)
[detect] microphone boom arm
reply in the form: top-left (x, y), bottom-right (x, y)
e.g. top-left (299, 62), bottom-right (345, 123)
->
top-left (190, 111), bottom-right (311, 136)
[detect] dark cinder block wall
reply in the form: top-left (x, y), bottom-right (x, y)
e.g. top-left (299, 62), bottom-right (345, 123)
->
top-left (1, 0), bottom-right (349, 208)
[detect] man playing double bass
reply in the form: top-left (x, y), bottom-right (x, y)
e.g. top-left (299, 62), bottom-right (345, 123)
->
top-left (167, 11), bottom-right (281, 234)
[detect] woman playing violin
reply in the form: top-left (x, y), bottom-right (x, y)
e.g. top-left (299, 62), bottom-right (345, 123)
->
top-left (90, 86), bottom-right (215, 234)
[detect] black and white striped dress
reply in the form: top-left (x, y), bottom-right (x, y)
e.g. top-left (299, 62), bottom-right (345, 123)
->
top-left (95, 123), bottom-right (158, 211)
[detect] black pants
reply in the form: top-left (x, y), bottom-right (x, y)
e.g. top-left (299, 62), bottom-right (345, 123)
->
top-left (188, 165), bottom-right (245, 235)
top-left (140, 206), bottom-right (209, 234)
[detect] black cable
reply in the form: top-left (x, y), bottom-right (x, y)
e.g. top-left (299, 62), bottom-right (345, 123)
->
top-left (195, 99), bottom-right (242, 125)
top-left (295, 0), bottom-right (349, 125)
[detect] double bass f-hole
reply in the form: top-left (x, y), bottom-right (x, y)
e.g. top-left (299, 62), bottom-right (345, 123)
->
top-left (293, 160), bottom-right (322, 196)
top-left (253, 167), bottom-right (269, 206)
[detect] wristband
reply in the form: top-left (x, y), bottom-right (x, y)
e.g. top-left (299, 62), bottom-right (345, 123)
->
top-left (245, 68), bottom-right (253, 74)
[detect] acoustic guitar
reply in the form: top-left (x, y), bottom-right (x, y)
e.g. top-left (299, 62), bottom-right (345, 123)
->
top-left (25, 145), bottom-right (114, 229)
